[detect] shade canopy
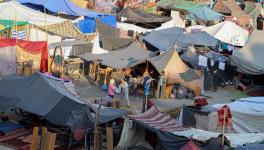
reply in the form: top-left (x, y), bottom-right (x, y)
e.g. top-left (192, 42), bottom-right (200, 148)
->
top-left (0, 1), bottom-right (66, 26)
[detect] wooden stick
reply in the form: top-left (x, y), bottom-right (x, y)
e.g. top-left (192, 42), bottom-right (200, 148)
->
top-left (106, 127), bottom-right (113, 150)
top-left (30, 127), bottom-right (39, 150)
top-left (221, 108), bottom-right (226, 147)
top-left (94, 99), bottom-right (102, 150)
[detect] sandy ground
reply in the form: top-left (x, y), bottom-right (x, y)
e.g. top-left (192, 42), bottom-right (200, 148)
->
top-left (74, 80), bottom-right (248, 112)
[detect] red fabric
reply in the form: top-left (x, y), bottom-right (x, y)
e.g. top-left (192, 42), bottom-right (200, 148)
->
top-left (0, 38), bottom-right (48, 72)
top-left (217, 105), bottom-right (233, 128)
top-left (194, 98), bottom-right (208, 107)
top-left (180, 140), bottom-right (198, 150)
top-left (147, 99), bottom-right (154, 109)
top-left (73, 129), bottom-right (85, 141)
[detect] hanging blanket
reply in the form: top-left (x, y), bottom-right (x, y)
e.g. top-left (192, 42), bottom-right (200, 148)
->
top-left (128, 106), bottom-right (186, 132)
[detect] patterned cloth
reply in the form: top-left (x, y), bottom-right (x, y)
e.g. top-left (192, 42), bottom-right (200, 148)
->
top-left (128, 106), bottom-right (186, 132)
top-left (217, 105), bottom-right (233, 128)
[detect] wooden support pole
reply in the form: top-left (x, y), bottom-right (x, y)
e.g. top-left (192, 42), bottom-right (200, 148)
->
top-left (45, 132), bottom-right (57, 150)
top-left (30, 127), bottom-right (39, 150)
top-left (106, 127), bottom-right (113, 150)
top-left (40, 127), bottom-right (47, 150)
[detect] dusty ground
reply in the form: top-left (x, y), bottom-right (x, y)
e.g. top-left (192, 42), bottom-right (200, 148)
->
top-left (74, 80), bottom-right (248, 113)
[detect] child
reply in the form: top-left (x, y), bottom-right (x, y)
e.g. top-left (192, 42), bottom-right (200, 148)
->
top-left (108, 79), bottom-right (116, 99)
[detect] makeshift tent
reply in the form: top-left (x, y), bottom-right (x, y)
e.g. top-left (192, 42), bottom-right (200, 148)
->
top-left (143, 27), bottom-right (218, 51)
top-left (0, 20), bottom-right (29, 33)
top-left (17, 0), bottom-right (99, 18)
top-left (156, 0), bottom-right (200, 11)
top-left (117, 8), bottom-right (172, 23)
top-left (244, 2), bottom-right (262, 28)
top-left (18, 0), bottom-right (117, 33)
top-left (35, 20), bottom-right (96, 41)
top-left (149, 50), bottom-right (201, 96)
top-left (127, 106), bottom-right (222, 149)
top-left (0, 73), bottom-right (127, 128)
top-left (0, 38), bottom-right (48, 72)
top-left (187, 6), bottom-right (224, 21)
top-left (202, 21), bottom-right (249, 46)
top-left (78, 42), bottom-right (154, 68)
top-left (116, 10), bottom-right (185, 33)
top-left (214, 0), bottom-right (252, 26)
top-left (28, 27), bottom-right (62, 44)
top-left (172, 128), bottom-right (264, 147)
top-left (231, 30), bottom-right (264, 75)
top-left (0, 1), bottom-right (66, 26)
top-left (212, 97), bottom-right (264, 133)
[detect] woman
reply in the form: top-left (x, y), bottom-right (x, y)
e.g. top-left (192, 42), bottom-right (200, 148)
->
top-left (108, 79), bottom-right (116, 99)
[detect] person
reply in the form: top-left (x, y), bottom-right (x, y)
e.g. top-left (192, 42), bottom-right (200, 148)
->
top-left (51, 46), bottom-right (64, 78)
top-left (108, 79), bottom-right (116, 99)
top-left (120, 78), bottom-right (130, 107)
top-left (156, 71), bottom-right (167, 98)
top-left (112, 0), bottom-right (124, 13)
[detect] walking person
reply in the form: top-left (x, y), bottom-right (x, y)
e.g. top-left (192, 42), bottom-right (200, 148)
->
top-left (120, 78), bottom-right (130, 107)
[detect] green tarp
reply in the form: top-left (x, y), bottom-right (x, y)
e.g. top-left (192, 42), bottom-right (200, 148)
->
top-left (0, 20), bottom-right (29, 33)
top-left (157, 0), bottom-right (200, 11)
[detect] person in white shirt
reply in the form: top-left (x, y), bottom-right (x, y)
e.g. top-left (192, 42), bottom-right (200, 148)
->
top-left (120, 78), bottom-right (130, 107)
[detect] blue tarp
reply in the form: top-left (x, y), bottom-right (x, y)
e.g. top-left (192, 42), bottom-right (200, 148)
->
top-left (187, 6), bottom-right (223, 21)
top-left (77, 15), bottom-right (117, 33)
top-left (17, 0), bottom-right (100, 18)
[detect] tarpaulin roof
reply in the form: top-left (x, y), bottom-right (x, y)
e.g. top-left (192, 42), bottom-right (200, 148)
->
top-left (156, 0), bottom-right (200, 11)
top-left (117, 8), bottom-right (171, 23)
top-left (143, 27), bottom-right (218, 51)
top-left (78, 42), bottom-right (154, 68)
top-left (231, 30), bottom-right (264, 75)
top-left (0, 73), bottom-right (127, 127)
top-left (17, 0), bottom-right (100, 18)
top-left (0, 19), bottom-right (29, 33)
top-left (0, 1), bottom-right (66, 26)
top-left (187, 6), bottom-right (223, 21)
top-left (202, 21), bottom-right (249, 46)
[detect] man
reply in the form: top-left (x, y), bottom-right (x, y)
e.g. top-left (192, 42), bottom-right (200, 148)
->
top-left (156, 71), bottom-right (167, 98)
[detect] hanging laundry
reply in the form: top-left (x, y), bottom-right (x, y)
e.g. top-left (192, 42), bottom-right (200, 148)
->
top-left (12, 30), bottom-right (26, 40)
top-left (217, 105), bottom-right (233, 129)
top-left (198, 55), bottom-right (207, 67)
top-left (218, 62), bottom-right (225, 71)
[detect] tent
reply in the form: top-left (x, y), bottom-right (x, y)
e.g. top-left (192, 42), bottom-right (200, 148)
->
top-left (17, 0), bottom-right (99, 18)
top-left (0, 73), bottom-right (127, 128)
top-left (214, 0), bottom-right (252, 26)
top-left (231, 30), bottom-right (264, 75)
top-left (156, 0), bottom-right (201, 11)
top-left (0, 1), bottom-right (66, 26)
top-left (78, 42), bottom-right (154, 68)
top-left (212, 97), bottom-right (264, 133)
top-left (143, 27), bottom-right (218, 52)
top-left (117, 8), bottom-right (172, 23)
top-left (244, 2), bottom-right (262, 28)
top-left (187, 6), bottom-right (224, 21)
top-left (149, 50), bottom-right (201, 96)
top-left (202, 21), bottom-right (249, 46)
top-left (0, 38), bottom-right (48, 73)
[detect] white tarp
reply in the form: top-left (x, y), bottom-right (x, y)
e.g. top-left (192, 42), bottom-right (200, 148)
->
top-left (117, 11), bottom-right (185, 33)
top-left (28, 28), bottom-right (62, 44)
top-left (172, 128), bottom-right (264, 147)
top-left (202, 21), bottom-right (249, 46)
top-left (231, 29), bottom-right (264, 75)
top-left (0, 46), bottom-right (17, 77)
top-left (0, 1), bottom-right (66, 26)
top-left (212, 97), bottom-right (264, 133)
top-left (91, 33), bottom-right (108, 54)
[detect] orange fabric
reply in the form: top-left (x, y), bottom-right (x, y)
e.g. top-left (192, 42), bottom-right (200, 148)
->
top-left (164, 51), bottom-right (201, 96)
top-left (0, 38), bottom-right (48, 72)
